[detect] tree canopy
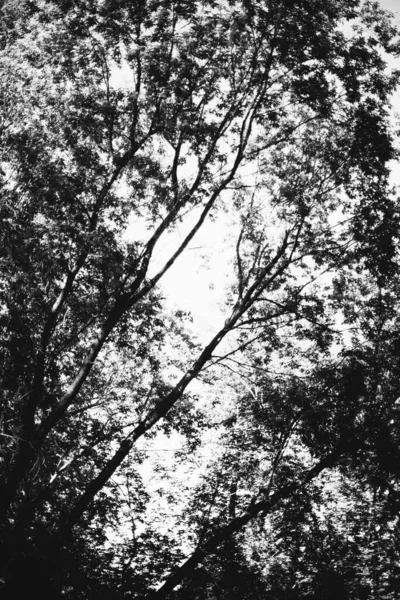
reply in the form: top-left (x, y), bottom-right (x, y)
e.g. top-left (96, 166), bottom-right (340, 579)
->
top-left (1, 0), bottom-right (400, 598)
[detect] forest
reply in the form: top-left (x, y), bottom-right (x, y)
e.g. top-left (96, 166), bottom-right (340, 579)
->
top-left (1, 0), bottom-right (400, 598)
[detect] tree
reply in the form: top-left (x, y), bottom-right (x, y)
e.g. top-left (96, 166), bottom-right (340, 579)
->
top-left (160, 272), bottom-right (400, 600)
top-left (0, 0), bottom-right (399, 598)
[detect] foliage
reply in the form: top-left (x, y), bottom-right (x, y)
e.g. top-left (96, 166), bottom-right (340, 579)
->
top-left (1, 0), bottom-right (400, 598)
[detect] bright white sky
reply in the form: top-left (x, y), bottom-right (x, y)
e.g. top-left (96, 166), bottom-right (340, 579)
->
top-left (155, 210), bottom-right (233, 341)
top-left (381, 0), bottom-right (400, 15)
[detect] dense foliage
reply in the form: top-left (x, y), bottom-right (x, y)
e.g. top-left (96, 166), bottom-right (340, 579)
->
top-left (1, 0), bottom-right (400, 598)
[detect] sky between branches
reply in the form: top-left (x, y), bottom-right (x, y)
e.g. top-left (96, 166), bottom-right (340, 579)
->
top-left (144, 0), bottom-right (400, 344)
